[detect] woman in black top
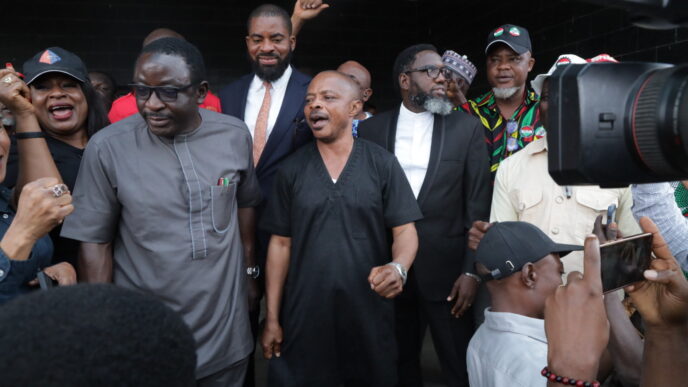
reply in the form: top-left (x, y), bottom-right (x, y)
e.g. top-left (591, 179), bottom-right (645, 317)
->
top-left (3, 47), bottom-right (109, 268)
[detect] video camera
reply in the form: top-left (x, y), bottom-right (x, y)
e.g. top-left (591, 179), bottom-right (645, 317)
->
top-left (548, 0), bottom-right (688, 188)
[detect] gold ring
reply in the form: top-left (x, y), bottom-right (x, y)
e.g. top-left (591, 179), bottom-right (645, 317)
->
top-left (2, 76), bottom-right (12, 84)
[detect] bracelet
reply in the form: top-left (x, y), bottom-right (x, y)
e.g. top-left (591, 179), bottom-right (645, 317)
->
top-left (464, 272), bottom-right (482, 284)
top-left (15, 132), bottom-right (45, 139)
top-left (386, 262), bottom-right (407, 285)
top-left (541, 366), bottom-right (600, 387)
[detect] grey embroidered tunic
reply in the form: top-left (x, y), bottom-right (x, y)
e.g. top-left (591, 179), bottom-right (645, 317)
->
top-left (62, 108), bottom-right (262, 378)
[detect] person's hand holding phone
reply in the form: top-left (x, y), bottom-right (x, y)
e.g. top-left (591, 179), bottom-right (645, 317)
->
top-left (625, 217), bottom-right (688, 329)
top-left (624, 216), bottom-right (688, 387)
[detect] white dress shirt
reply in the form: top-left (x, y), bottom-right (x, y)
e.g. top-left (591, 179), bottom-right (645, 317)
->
top-left (467, 309), bottom-right (548, 387)
top-left (395, 103), bottom-right (433, 198)
top-left (244, 65), bottom-right (293, 140)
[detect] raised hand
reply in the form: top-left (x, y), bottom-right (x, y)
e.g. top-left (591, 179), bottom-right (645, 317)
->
top-left (293, 0), bottom-right (330, 22)
top-left (12, 177), bottom-right (74, 241)
top-left (544, 235), bottom-right (609, 382)
top-left (0, 66), bottom-right (34, 115)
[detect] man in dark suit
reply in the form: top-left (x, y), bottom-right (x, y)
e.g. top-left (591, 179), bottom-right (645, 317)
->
top-left (358, 44), bottom-right (491, 387)
top-left (218, 3), bottom-right (320, 386)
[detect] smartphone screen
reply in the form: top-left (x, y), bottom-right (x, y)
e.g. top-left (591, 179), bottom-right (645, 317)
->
top-left (600, 233), bottom-right (653, 293)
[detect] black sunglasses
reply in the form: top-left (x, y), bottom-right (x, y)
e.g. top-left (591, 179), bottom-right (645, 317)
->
top-left (405, 66), bottom-right (453, 80)
top-left (129, 83), bottom-right (194, 102)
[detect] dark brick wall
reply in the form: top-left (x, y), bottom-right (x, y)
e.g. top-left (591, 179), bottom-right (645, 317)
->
top-left (1, 0), bottom-right (687, 110)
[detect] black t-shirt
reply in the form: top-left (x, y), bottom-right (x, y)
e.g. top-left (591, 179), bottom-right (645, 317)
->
top-left (3, 135), bottom-right (84, 266)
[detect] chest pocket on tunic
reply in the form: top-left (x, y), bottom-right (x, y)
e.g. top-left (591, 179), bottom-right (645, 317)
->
top-left (509, 189), bottom-right (544, 224)
top-left (210, 183), bottom-right (237, 233)
top-left (575, 189), bottom-right (619, 230)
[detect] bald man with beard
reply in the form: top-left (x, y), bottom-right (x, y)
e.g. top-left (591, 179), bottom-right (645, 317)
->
top-left (260, 71), bottom-right (421, 386)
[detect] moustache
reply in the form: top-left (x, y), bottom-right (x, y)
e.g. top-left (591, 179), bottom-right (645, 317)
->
top-left (142, 112), bottom-right (173, 120)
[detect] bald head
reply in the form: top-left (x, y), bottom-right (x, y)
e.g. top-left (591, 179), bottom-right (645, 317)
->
top-left (311, 71), bottom-right (362, 102)
top-left (143, 28), bottom-right (185, 47)
top-left (337, 61), bottom-right (373, 105)
top-left (337, 61), bottom-right (371, 89)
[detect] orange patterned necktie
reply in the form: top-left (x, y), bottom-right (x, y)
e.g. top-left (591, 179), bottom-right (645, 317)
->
top-left (253, 81), bottom-right (272, 166)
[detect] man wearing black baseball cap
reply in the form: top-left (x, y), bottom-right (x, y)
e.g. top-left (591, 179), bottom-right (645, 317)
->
top-left (459, 24), bottom-right (542, 179)
top-left (466, 221), bottom-right (582, 387)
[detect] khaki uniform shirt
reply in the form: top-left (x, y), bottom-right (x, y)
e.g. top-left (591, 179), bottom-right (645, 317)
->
top-left (62, 109), bottom-right (262, 378)
top-left (490, 136), bottom-right (640, 274)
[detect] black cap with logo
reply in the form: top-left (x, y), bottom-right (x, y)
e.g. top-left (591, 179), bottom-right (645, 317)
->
top-left (22, 47), bottom-right (89, 86)
top-left (485, 24), bottom-right (532, 55)
top-left (476, 221), bottom-right (582, 281)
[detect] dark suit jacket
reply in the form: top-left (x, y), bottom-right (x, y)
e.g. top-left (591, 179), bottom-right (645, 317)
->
top-left (358, 107), bottom-right (491, 301)
top-left (219, 69), bottom-right (313, 266)
top-left (219, 68), bottom-right (313, 203)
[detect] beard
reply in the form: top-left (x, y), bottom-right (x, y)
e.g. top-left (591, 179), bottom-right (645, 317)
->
top-left (410, 91), bottom-right (453, 116)
top-left (492, 86), bottom-right (521, 99)
top-left (249, 50), bottom-right (293, 82)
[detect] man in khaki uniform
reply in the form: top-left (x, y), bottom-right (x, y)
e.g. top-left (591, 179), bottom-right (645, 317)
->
top-left (489, 54), bottom-right (640, 275)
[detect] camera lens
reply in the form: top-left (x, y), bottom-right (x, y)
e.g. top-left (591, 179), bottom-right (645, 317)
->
top-left (548, 62), bottom-right (688, 187)
top-left (631, 65), bottom-right (688, 177)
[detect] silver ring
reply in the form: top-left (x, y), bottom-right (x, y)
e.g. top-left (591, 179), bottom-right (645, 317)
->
top-left (50, 184), bottom-right (69, 198)
top-left (2, 76), bottom-right (12, 84)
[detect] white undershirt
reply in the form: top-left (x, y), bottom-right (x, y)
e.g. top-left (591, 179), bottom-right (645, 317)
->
top-left (244, 65), bottom-right (293, 140)
top-left (395, 103), bottom-right (433, 198)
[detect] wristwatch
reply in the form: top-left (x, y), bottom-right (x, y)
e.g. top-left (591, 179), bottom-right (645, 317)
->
top-left (386, 262), bottom-right (407, 285)
top-left (246, 265), bottom-right (260, 279)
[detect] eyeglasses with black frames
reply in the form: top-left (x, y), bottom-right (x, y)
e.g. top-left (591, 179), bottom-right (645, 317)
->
top-left (404, 66), bottom-right (454, 80)
top-left (128, 84), bottom-right (194, 103)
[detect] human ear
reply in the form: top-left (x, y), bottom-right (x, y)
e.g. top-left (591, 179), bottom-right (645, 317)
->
top-left (196, 81), bottom-right (209, 105)
top-left (362, 88), bottom-right (372, 102)
top-left (399, 73), bottom-right (410, 92)
top-left (527, 57), bottom-right (535, 72)
top-left (521, 263), bottom-right (537, 288)
top-left (350, 99), bottom-right (363, 117)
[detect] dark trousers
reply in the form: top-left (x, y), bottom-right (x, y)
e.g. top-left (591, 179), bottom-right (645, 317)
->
top-left (395, 273), bottom-right (475, 387)
top-left (243, 308), bottom-right (261, 387)
top-left (243, 228), bottom-right (270, 387)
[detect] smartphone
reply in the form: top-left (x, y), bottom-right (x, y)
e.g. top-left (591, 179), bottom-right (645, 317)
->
top-left (600, 232), bottom-right (653, 293)
top-left (36, 271), bottom-right (57, 290)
